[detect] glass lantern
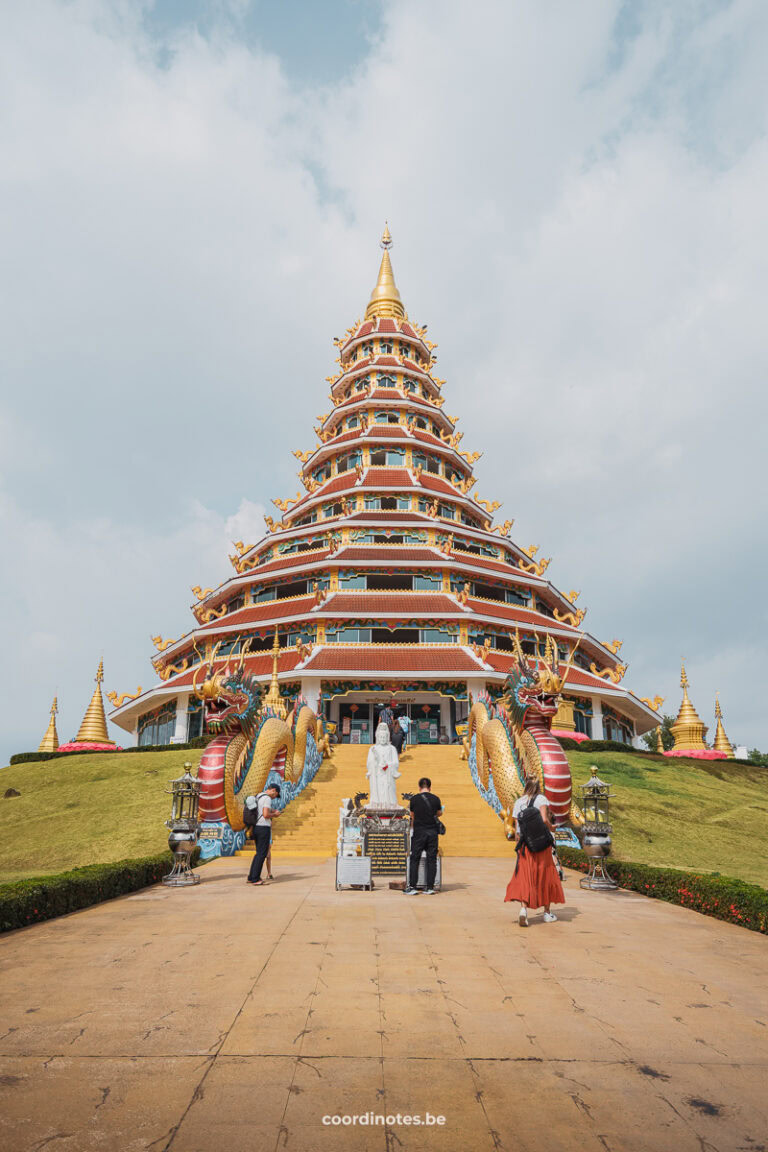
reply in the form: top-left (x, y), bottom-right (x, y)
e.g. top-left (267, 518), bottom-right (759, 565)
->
top-left (579, 766), bottom-right (618, 890)
top-left (163, 763), bottom-right (202, 886)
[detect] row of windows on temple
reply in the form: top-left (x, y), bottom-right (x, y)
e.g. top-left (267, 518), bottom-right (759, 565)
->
top-left (310, 447), bottom-right (462, 487)
top-left (137, 696), bottom-right (633, 747)
top-left (173, 618), bottom-right (596, 672)
top-left (294, 493), bottom-right (484, 530)
top-left (268, 531), bottom-right (502, 558)
top-left (338, 380), bottom-right (437, 412)
top-left (344, 342), bottom-right (428, 367)
top-left (228, 571), bottom-right (537, 609)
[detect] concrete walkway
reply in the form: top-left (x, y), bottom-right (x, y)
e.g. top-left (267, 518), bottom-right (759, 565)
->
top-left (1, 857), bottom-right (766, 1152)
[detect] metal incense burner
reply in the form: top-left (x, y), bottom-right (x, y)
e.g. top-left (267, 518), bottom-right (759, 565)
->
top-left (579, 765), bottom-right (618, 890)
top-left (163, 763), bottom-right (202, 886)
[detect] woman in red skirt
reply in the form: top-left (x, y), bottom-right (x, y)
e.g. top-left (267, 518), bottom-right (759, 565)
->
top-left (504, 777), bottom-right (564, 927)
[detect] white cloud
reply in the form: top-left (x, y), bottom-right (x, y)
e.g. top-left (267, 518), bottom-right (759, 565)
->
top-left (1, 0), bottom-right (767, 760)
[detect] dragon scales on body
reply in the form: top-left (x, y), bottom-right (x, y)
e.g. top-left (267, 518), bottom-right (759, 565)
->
top-left (193, 640), bottom-right (331, 858)
top-left (464, 632), bottom-right (584, 839)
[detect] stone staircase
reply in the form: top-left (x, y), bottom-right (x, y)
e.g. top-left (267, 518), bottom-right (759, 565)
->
top-left (241, 744), bottom-right (509, 858)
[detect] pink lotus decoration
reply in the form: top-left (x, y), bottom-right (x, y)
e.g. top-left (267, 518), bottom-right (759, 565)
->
top-left (57, 741), bottom-right (122, 753)
top-left (663, 749), bottom-right (727, 760)
top-left (552, 729), bottom-right (590, 743)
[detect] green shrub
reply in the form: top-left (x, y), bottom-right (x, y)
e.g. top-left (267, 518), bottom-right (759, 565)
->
top-left (558, 847), bottom-right (768, 934)
top-left (9, 738), bottom-right (209, 765)
top-left (0, 848), bottom-right (202, 933)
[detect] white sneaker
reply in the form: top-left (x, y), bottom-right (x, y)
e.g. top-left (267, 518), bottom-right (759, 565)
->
top-left (424, 888), bottom-right (437, 895)
top-left (404, 887), bottom-right (420, 895)
top-left (518, 909), bottom-right (529, 928)
top-left (543, 911), bottom-right (558, 922)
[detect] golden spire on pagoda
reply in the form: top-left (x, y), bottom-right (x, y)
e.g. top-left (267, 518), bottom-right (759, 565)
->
top-left (654, 725), bottom-right (664, 754)
top-left (75, 659), bottom-right (111, 743)
top-left (712, 694), bottom-right (734, 759)
top-left (365, 224), bottom-right (405, 320)
top-left (262, 628), bottom-right (287, 720)
top-left (670, 660), bottom-right (708, 752)
top-left (37, 696), bottom-right (59, 754)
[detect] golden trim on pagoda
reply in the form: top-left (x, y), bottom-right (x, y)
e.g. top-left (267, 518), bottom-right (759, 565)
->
top-left (262, 628), bottom-right (287, 720)
top-left (364, 224), bottom-right (404, 320)
top-left (37, 696), bottom-right (59, 753)
top-left (712, 694), bottom-right (734, 759)
top-left (75, 659), bottom-right (111, 743)
top-left (669, 661), bottom-right (708, 752)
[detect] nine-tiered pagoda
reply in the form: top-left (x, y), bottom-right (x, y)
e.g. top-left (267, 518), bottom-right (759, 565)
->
top-left (110, 230), bottom-right (660, 749)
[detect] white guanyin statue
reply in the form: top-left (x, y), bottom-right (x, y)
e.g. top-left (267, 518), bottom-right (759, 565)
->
top-left (365, 723), bottom-right (401, 808)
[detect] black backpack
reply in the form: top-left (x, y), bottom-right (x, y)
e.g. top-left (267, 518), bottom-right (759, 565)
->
top-left (517, 797), bottom-right (554, 854)
top-left (243, 792), bottom-right (268, 828)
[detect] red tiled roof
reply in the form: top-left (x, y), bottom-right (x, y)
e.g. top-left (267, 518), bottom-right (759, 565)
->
top-left (357, 322), bottom-right (374, 337)
top-left (378, 319), bottom-right (397, 333)
top-left (241, 549), bottom-right (330, 577)
top-left (415, 473), bottom-right (455, 496)
top-left (303, 646), bottom-right (483, 673)
top-left (401, 323), bottom-right (416, 338)
top-left (336, 548), bottom-right (441, 563)
top-left (369, 389), bottom-right (402, 400)
top-left (155, 650), bottom-right (302, 691)
top-left (403, 358), bottom-right (429, 373)
top-left (364, 468), bottom-right (414, 487)
top-left (194, 596), bottom-right (317, 633)
top-left (316, 474), bottom-right (357, 497)
top-left (365, 424), bottom-right (408, 436)
top-left (450, 550), bottom-right (523, 574)
top-left (375, 355), bottom-right (399, 366)
top-left (465, 597), bottom-right (579, 631)
top-left (325, 593), bottom-right (457, 615)
top-left (483, 653), bottom-right (618, 689)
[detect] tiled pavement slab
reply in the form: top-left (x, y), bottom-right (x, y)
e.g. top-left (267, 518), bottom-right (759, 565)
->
top-left (1, 855), bottom-right (766, 1152)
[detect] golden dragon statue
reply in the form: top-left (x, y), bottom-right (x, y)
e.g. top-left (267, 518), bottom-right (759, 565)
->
top-left (463, 633), bottom-right (583, 841)
top-left (195, 639), bottom-right (331, 859)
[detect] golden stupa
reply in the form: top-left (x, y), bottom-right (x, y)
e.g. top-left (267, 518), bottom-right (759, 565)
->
top-left (262, 629), bottom-right (287, 721)
top-left (654, 725), bottom-right (664, 754)
top-left (75, 659), bottom-right (111, 743)
top-left (364, 224), bottom-right (405, 320)
top-left (669, 661), bottom-right (708, 752)
top-left (712, 695), bottom-right (734, 759)
top-left (37, 696), bottom-right (59, 753)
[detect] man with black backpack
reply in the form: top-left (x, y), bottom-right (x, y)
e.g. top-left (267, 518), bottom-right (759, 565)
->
top-left (405, 777), bottom-right (443, 895)
top-left (244, 784), bottom-right (281, 886)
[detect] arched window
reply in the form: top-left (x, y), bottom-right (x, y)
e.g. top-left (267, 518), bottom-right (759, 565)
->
top-left (377, 374), bottom-right (396, 388)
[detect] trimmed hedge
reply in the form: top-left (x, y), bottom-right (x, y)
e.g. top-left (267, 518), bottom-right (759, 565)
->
top-left (0, 848), bottom-right (202, 934)
top-left (9, 738), bottom-right (208, 765)
top-left (558, 846), bottom-right (768, 934)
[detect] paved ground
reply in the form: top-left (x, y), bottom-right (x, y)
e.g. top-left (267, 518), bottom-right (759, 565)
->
top-left (1, 856), bottom-right (767, 1152)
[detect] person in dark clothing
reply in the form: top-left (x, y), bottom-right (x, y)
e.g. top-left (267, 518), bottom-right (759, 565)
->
top-left (391, 712), bottom-right (405, 754)
top-left (406, 777), bottom-right (443, 895)
top-left (246, 784), bottom-right (281, 885)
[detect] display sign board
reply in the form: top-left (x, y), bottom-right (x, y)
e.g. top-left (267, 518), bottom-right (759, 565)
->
top-left (364, 829), bottom-right (408, 875)
top-left (554, 826), bottom-right (581, 848)
top-left (336, 855), bottom-right (372, 890)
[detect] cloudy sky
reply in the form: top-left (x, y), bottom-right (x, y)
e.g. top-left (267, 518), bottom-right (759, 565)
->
top-left (1, 0), bottom-right (766, 763)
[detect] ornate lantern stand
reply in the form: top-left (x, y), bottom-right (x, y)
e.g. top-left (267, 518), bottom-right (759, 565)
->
top-left (162, 763), bottom-right (202, 887)
top-left (579, 766), bottom-right (618, 890)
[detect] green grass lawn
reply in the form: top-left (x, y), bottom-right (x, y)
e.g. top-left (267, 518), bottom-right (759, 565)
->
top-left (566, 749), bottom-right (768, 887)
top-left (0, 750), bottom-right (192, 883)
top-left (1, 746), bottom-right (766, 887)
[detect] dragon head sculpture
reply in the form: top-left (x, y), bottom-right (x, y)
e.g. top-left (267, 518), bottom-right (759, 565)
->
top-left (501, 631), bottom-right (579, 728)
top-left (192, 638), bottom-right (263, 735)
